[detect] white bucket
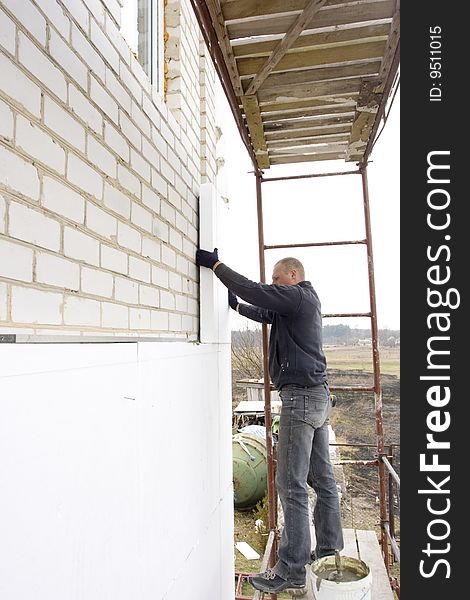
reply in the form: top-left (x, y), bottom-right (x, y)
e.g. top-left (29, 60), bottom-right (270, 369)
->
top-left (310, 555), bottom-right (372, 600)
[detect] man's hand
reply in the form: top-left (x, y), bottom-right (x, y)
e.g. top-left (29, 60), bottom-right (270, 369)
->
top-left (196, 247), bottom-right (219, 269)
top-left (228, 290), bottom-right (238, 311)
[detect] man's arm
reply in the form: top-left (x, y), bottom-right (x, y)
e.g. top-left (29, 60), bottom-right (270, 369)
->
top-left (238, 302), bottom-right (274, 324)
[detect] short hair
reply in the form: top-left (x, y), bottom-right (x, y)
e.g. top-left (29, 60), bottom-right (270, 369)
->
top-left (276, 257), bottom-right (305, 280)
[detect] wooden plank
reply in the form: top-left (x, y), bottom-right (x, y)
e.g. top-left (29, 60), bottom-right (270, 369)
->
top-left (266, 123), bottom-right (352, 140)
top-left (378, 0), bottom-right (400, 83)
top-left (205, 0), bottom-right (244, 97)
top-left (245, 0), bottom-right (328, 96)
top-left (259, 94), bottom-right (359, 113)
top-left (269, 142), bottom-right (348, 155)
top-left (245, 61), bottom-right (381, 92)
top-left (226, 1), bottom-right (396, 40)
top-left (356, 529), bottom-right (394, 600)
top-left (342, 528), bottom-right (360, 558)
top-left (240, 94), bottom-right (270, 169)
top-left (264, 113), bottom-right (354, 132)
top-left (268, 133), bottom-right (350, 147)
top-left (270, 152), bottom-right (345, 164)
top-left (232, 23), bottom-right (391, 58)
top-left (263, 105), bottom-right (356, 123)
top-left (257, 78), bottom-right (361, 104)
top-left (237, 40), bottom-right (386, 77)
top-left (222, 0), bottom-right (389, 23)
top-left (346, 80), bottom-right (381, 161)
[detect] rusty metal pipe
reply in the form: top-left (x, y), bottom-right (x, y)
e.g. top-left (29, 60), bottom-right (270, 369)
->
top-left (381, 454), bottom-right (400, 487)
top-left (265, 239), bottom-right (367, 250)
top-left (262, 170), bottom-right (360, 183)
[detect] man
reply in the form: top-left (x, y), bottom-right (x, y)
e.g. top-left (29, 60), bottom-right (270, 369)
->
top-left (196, 248), bottom-right (344, 594)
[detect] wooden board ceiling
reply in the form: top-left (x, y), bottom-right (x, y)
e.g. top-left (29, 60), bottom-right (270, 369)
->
top-left (203, 0), bottom-right (400, 169)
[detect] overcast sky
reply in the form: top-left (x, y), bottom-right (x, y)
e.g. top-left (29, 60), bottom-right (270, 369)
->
top-left (214, 82), bottom-right (400, 331)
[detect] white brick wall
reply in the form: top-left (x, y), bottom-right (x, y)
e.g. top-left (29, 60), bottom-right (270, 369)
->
top-left (0, 0), bottom-right (213, 338)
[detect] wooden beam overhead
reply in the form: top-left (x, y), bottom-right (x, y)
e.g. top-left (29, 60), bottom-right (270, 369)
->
top-left (244, 0), bottom-right (328, 96)
top-left (378, 0), bottom-right (400, 83)
top-left (269, 142), bottom-right (348, 155)
top-left (241, 94), bottom-right (270, 169)
top-left (345, 80), bottom-right (381, 161)
top-left (268, 133), bottom-right (350, 148)
top-left (232, 23), bottom-right (391, 59)
top-left (270, 152), bottom-right (346, 165)
top-left (226, 1), bottom-right (396, 40)
top-left (264, 113), bottom-right (354, 132)
top-left (266, 123), bottom-right (352, 140)
top-left (263, 104), bottom-right (357, 122)
top-left (237, 40), bottom-right (387, 77)
top-left (259, 94), bottom-right (359, 113)
top-left (257, 78), bottom-right (361, 104)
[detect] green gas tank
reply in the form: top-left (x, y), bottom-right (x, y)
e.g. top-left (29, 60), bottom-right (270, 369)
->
top-left (232, 432), bottom-right (267, 509)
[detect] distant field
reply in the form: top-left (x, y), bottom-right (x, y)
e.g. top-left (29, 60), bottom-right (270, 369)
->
top-left (325, 345), bottom-right (400, 377)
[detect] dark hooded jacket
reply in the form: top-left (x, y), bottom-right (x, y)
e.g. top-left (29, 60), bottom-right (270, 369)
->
top-left (214, 263), bottom-right (327, 389)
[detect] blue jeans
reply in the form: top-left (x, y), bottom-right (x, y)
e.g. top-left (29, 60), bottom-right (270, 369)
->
top-left (273, 384), bottom-right (344, 584)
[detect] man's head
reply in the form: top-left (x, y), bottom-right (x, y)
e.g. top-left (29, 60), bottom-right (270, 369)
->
top-left (272, 257), bottom-right (305, 286)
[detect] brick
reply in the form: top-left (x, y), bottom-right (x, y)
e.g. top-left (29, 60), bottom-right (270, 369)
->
top-left (0, 238), bottom-right (33, 282)
top-left (129, 53), bottom-right (150, 94)
top-left (0, 53), bottom-right (41, 117)
top-left (87, 135), bottom-right (117, 178)
top-left (49, 29), bottom-right (87, 90)
top-left (129, 149), bottom-right (151, 183)
top-left (42, 176), bottom-right (85, 224)
top-left (103, 182), bottom-right (131, 218)
top-left (151, 126), bottom-right (168, 158)
top-left (16, 115), bottom-right (66, 175)
top-left (105, 67), bottom-right (132, 114)
top-left (0, 97), bottom-right (14, 140)
top-left (38, 0), bottom-right (70, 38)
top-left (151, 169), bottom-right (168, 198)
top-left (187, 222), bottom-right (197, 244)
top-left (71, 25), bottom-right (105, 81)
top-left (2, 0), bottom-right (46, 46)
top-left (142, 138), bottom-right (160, 171)
top-left (151, 265), bottom-right (168, 289)
top-left (141, 185), bottom-right (161, 215)
top-left (160, 290), bottom-right (175, 310)
top-left (176, 254), bottom-right (189, 275)
top-left (64, 295), bottom-right (100, 326)
top-left (161, 245), bottom-right (176, 269)
top-left (169, 271), bottom-right (183, 293)
top-left (105, 13), bottom-right (129, 59)
top-left (90, 19), bottom-right (119, 72)
top-left (167, 188), bottom-right (182, 211)
top-left (188, 297), bottom-right (198, 315)
top-left (69, 85), bottom-right (103, 135)
top-left (152, 217), bottom-right (169, 243)
top-left (160, 120), bottom-right (175, 148)
top-left (129, 256), bottom-right (151, 283)
top-left (0, 194), bottom-right (5, 234)
top-left (86, 202), bottom-right (117, 240)
top-left (131, 202), bottom-right (153, 233)
top-left (82, 0), bottom-right (105, 25)
top-left (102, 301), bottom-right (129, 329)
top-left (0, 7), bottom-right (15, 55)
top-left (81, 266), bottom-right (113, 297)
top-left (61, 0), bottom-right (88, 32)
top-left (0, 148), bottom-right (40, 201)
top-left (161, 200), bottom-right (176, 226)
top-left (36, 252), bottom-right (79, 290)
top-left (175, 294), bottom-right (188, 312)
top-left (175, 211), bottom-right (188, 236)
top-left (117, 165), bottom-right (140, 198)
top-left (131, 100), bottom-right (151, 137)
top-left (117, 221), bottom-right (141, 253)
top-left (182, 314), bottom-right (193, 332)
top-left (11, 285), bottom-right (63, 324)
top-left (90, 76), bottom-right (119, 124)
top-left (64, 226), bottom-right (100, 265)
top-left (169, 313), bottom-right (181, 331)
top-left (169, 228), bottom-right (183, 252)
top-left (142, 237), bottom-right (160, 262)
top-left (67, 154), bottom-right (102, 199)
top-left (160, 158), bottom-right (176, 185)
top-left (129, 307), bottom-right (151, 330)
top-left (151, 309), bottom-right (168, 330)
top-left (114, 276), bottom-right (138, 304)
top-left (101, 244), bottom-right (128, 274)
top-left (44, 96), bottom-right (86, 152)
top-left (139, 284), bottom-right (159, 307)
top-left (18, 32), bottom-right (66, 101)
top-left (119, 111), bottom-right (142, 150)
top-left (119, 61), bottom-right (142, 103)
top-left (9, 202), bottom-right (60, 251)
top-left (104, 122), bottom-right (129, 161)
top-left (0, 282), bottom-right (7, 320)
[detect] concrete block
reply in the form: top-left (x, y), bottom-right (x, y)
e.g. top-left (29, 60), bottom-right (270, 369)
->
top-left (67, 154), bottom-right (103, 200)
top-left (129, 307), bottom-right (151, 329)
top-left (69, 85), bottom-right (103, 135)
top-left (129, 256), bottom-right (151, 283)
top-left (64, 226), bottom-right (100, 266)
top-left (101, 244), bottom-right (128, 275)
top-left (18, 32), bottom-right (66, 101)
top-left (159, 290), bottom-right (175, 310)
top-left (9, 202), bottom-right (60, 251)
top-left (169, 272), bottom-right (182, 293)
top-left (42, 177), bottom-right (85, 224)
top-left (61, 0), bottom-right (89, 32)
top-left (86, 202), bottom-right (117, 240)
top-left (142, 237), bottom-right (160, 261)
top-left (159, 157), bottom-right (176, 185)
top-left (151, 126), bottom-right (167, 158)
top-left (169, 228), bottom-right (183, 252)
top-left (131, 202), bottom-right (153, 233)
top-left (0, 53), bottom-right (41, 118)
top-left (175, 294), bottom-right (187, 312)
top-left (90, 19), bottom-right (119, 72)
top-left (151, 265), bottom-right (168, 289)
top-left (88, 135), bottom-right (117, 178)
top-left (161, 201), bottom-right (176, 226)
top-left (117, 221), bottom-right (142, 253)
top-left (139, 284), bottom-right (159, 307)
top-left (150, 309), bottom-right (168, 330)
top-left (104, 13), bottom-right (129, 59)
top-left (175, 211), bottom-right (188, 236)
top-left (44, 96), bottom-right (86, 153)
top-left (16, 115), bottom-right (65, 175)
top-left (104, 122), bottom-right (130, 161)
top-left (130, 149), bottom-right (151, 183)
top-left (90, 76), bottom-right (119, 124)
top-left (150, 169), bottom-right (168, 198)
top-left (141, 138), bottom-right (161, 172)
top-left (71, 25), bottom-right (105, 82)
top-left (105, 67), bottom-right (132, 114)
top-left (161, 245), bottom-right (176, 269)
top-left (36, 252), bottom-right (80, 290)
top-left (49, 29), bottom-right (87, 90)
top-left (114, 276), bottom-right (138, 304)
top-left (2, 0), bottom-right (46, 45)
top-left (83, 0), bottom-right (105, 25)
top-left (0, 238), bottom-right (33, 282)
top-left (117, 164), bottom-right (140, 198)
top-left (81, 266), bottom-right (114, 297)
top-left (119, 111), bottom-right (142, 150)
top-left (131, 100), bottom-right (151, 138)
top-left (0, 145), bottom-right (40, 201)
top-left (11, 285), bottom-right (62, 325)
top-left (103, 182), bottom-right (131, 219)
top-left (64, 295), bottom-right (100, 326)
top-left (152, 217), bottom-right (169, 243)
top-left (141, 185), bottom-right (161, 215)
top-left (102, 301), bottom-right (129, 329)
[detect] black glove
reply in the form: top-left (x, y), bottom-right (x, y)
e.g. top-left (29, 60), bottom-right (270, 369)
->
top-left (196, 247), bottom-right (219, 269)
top-left (228, 290), bottom-right (238, 311)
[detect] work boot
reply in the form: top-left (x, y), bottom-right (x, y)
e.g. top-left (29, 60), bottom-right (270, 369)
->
top-left (249, 569), bottom-right (306, 594)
